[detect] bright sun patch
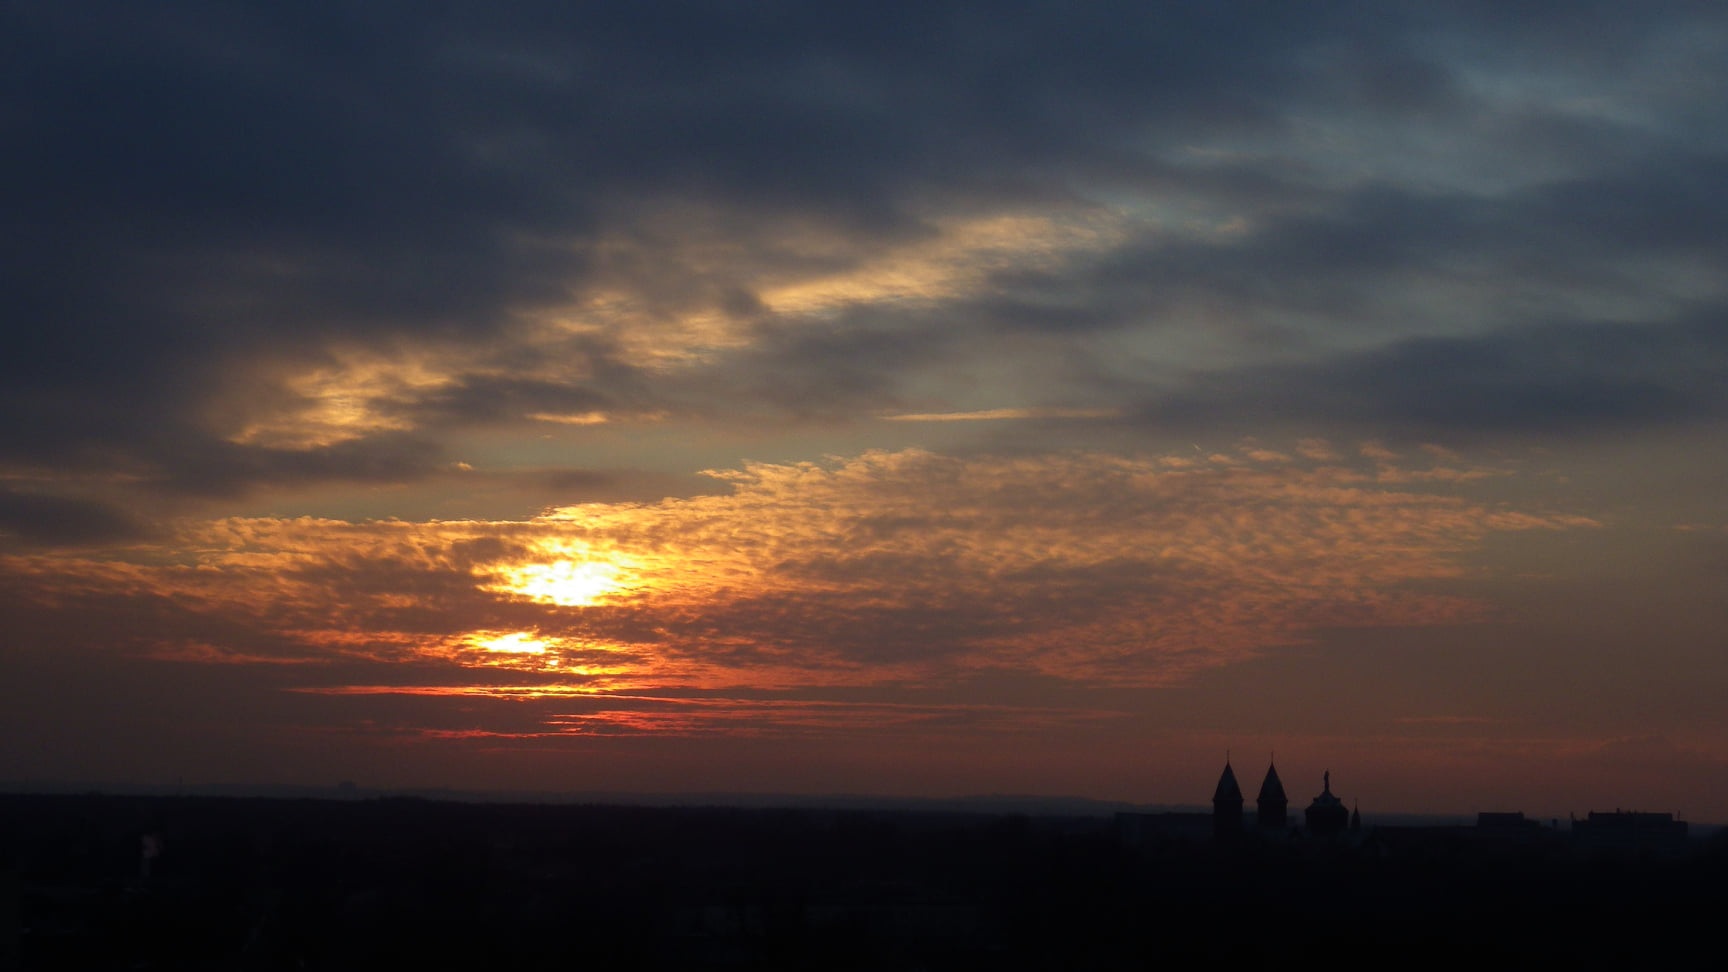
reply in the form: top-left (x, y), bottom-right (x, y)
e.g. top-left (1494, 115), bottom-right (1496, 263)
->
top-left (485, 557), bottom-right (630, 606)
top-left (473, 631), bottom-right (549, 654)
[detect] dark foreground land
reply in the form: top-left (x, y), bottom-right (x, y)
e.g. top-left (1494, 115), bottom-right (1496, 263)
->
top-left (2, 793), bottom-right (1724, 970)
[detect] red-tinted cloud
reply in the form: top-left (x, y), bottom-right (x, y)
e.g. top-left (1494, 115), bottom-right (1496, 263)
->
top-left (1, 444), bottom-right (1590, 739)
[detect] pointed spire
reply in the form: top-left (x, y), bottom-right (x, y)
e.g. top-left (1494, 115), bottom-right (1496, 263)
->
top-left (1255, 758), bottom-right (1288, 831)
top-left (1212, 755), bottom-right (1246, 840)
top-left (1257, 761), bottom-right (1287, 804)
top-left (1213, 759), bottom-right (1243, 803)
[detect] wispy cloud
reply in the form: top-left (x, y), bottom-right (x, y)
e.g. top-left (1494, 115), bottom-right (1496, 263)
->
top-left (884, 407), bottom-right (1121, 423)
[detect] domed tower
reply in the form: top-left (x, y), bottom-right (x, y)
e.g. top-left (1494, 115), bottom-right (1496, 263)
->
top-left (1256, 761), bottom-right (1288, 832)
top-left (1212, 759), bottom-right (1244, 839)
top-left (1305, 770), bottom-right (1350, 837)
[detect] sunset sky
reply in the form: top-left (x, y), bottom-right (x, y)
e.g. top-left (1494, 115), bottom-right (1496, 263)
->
top-left (5, 1), bottom-right (1727, 820)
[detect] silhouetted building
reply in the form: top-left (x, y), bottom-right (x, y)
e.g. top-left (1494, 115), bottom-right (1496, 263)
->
top-left (1476, 812), bottom-right (1542, 834)
top-left (1256, 762), bottom-right (1288, 832)
top-left (1212, 760), bottom-right (1244, 839)
top-left (1304, 771), bottom-right (1349, 837)
top-left (1471, 811), bottom-right (1553, 850)
top-left (1572, 811), bottom-right (1688, 853)
top-left (1209, 760), bottom-right (1362, 839)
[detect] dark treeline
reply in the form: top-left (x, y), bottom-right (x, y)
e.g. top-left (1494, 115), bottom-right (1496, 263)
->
top-left (2, 793), bottom-right (1723, 969)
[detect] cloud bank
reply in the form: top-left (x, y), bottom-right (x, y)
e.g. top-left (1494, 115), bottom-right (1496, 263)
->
top-left (3, 445), bottom-right (1589, 740)
top-left (5, 1), bottom-right (1727, 510)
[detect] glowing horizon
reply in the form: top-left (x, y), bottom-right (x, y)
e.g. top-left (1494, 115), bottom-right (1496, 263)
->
top-left (6, 3), bottom-right (1727, 820)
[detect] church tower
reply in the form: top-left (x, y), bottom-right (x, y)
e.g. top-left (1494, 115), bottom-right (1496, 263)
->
top-left (1212, 759), bottom-right (1244, 839)
top-left (1256, 761), bottom-right (1288, 832)
top-left (1305, 770), bottom-right (1350, 837)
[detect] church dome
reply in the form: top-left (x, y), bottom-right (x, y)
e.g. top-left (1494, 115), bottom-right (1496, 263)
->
top-left (1305, 770), bottom-right (1350, 837)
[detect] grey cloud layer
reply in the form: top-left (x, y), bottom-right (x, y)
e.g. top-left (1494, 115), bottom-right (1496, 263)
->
top-left (5, 0), bottom-right (1726, 503)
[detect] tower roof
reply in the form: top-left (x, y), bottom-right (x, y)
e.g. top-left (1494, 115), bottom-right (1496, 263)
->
top-left (1213, 761), bottom-right (1243, 803)
top-left (1257, 762), bottom-right (1287, 803)
top-left (1309, 769), bottom-right (1345, 810)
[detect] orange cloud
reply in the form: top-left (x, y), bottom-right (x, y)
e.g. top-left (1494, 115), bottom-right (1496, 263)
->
top-left (1, 446), bottom-right (1591, 737)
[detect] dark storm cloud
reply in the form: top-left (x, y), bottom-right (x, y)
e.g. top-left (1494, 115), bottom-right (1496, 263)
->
top-left (971, 150), bottom-right (1728, 341)
top-left (0, 488), bottom-right (144, 547)
top-left (1137, 312), bottom-right (1728, 439)
top-left (4, 1), bottom-right (586, 490)
top-left (719, 147), bottom-right (1728, 430)
top-left (155, 432), bottom-right (448, 498)
top-left (405, 374), bottom-right (617, 428)
top-left (5, 0), bottom-right (1727, 503)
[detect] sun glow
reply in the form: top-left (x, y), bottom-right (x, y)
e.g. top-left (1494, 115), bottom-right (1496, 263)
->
top-left (486, 557), bottom-right (630, 606)
top-left (473, 631), bottom-right (548, 654)
top-left (508, 559), bottom-right (624, 606)
top-left (451, 630), bottom-right (644, 682)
